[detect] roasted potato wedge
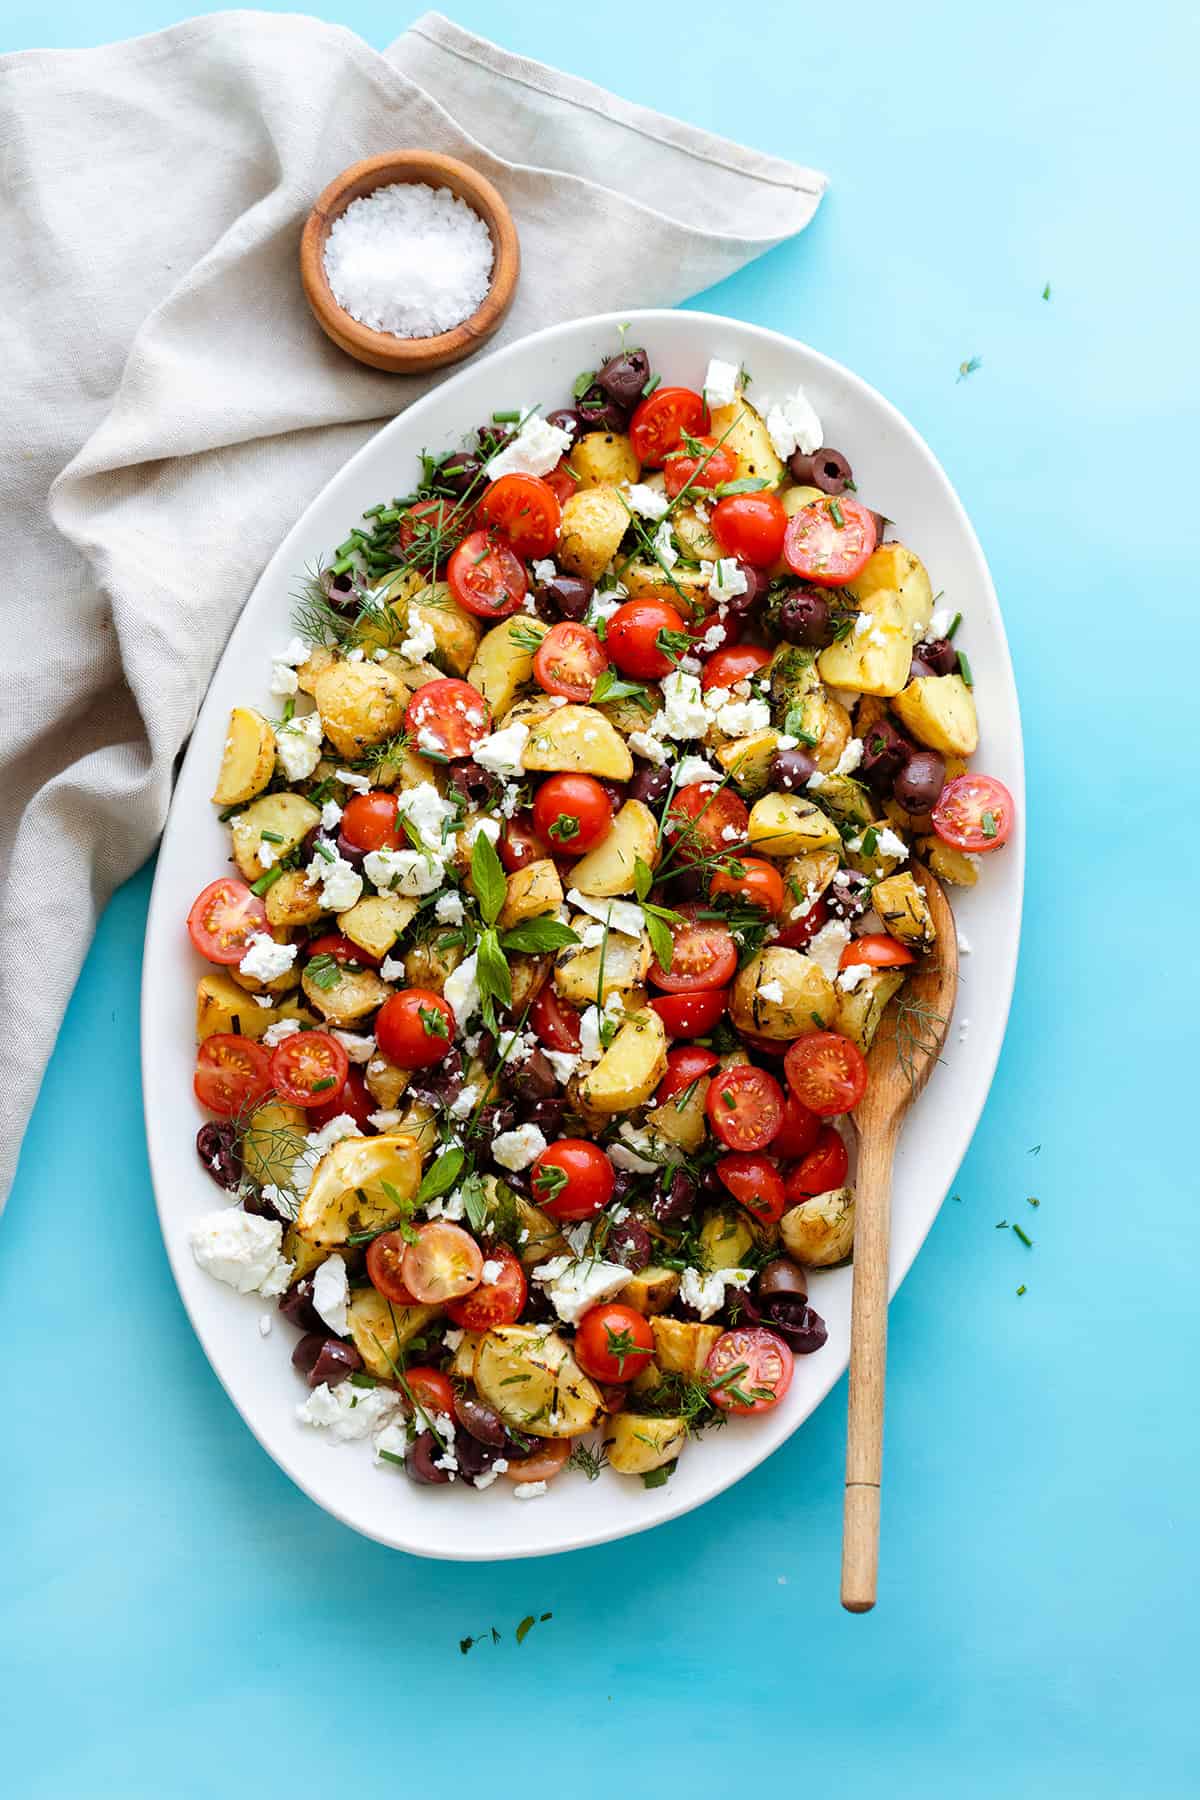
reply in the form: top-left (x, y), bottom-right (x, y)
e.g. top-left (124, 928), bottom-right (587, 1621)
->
top-left (646, 1068), bottom-right (710, 1153)
top-left (698, 1205), bottom-right (758, 1270)
top-left (872, 871), bottom-right (937, 952)
top-left (338, 893), bottom-right (418, 960)
top-left (522, 704), bottom-right (635, 780)
top-left (296, 1134), bottom-right (423, 1250)
top-left (892, 674), bottom-right (979, 756)
top-left (817, 591), bottom-right (913, 697)
top-left (195, 973), bottom-right (310, 1043)
top-left (715, 728), bottom-right (782, 795)
top-left (557, 485), bottom-right (629, 583)
top-left (706, 393), bottom-right (787, 488)
top-left (403, 933), bottom-right (465, 995)
top-left (617, 1265), bottom-right (681, 1315)
top-left (496, 858), bottom-right (563, 930)
top-left (916, 837), bottom-right (978, 887)
top-left (301, 962), bottom-right (392, 1026)
top-left (468, 616), bottom-right (548, 717)
top-left (578, 1009), bottom-right (668, 1112)
top-left (212, 707), bottom-right (276, 806)
top-left (348, 1288), bottom-right (443, 1379)
top-left (835, 966), bottom-right (906, 1054)
top-left (568, 798), bottom-right (658, 897)
top-left (850, 542), bottom-right (934, 642)
top-left (239, 1101), bottom-right (308, 1188)
top-left (767, 644), bottom-right (827, 744)
top-left (567, 430), bottom-right (640, 488)
top-left (730, 946), bottom-right (836, 1038)
top-left (553, 929), bottom-right (651, 1006)
top-left (230, 792), bottom-right (320, 882)
top-left (264, 869), bottom-right (327, 930)
top-left (361, 576), bottom-right (481, 675)
top-left (651, 1317), bottom-right (723, 1378)
top-left (364, 1053), bottom-right (411, 1112)
top-left (781, 1185), bottom-right (855, 1267)
top-left (747, 792), bottom-right (840, 857)
top-left (312, 658), bottom-right (409, 759)
top-left (604, 1412), bottom-right (687, 1475)
top-left (473, 1325), bottom-right (603, 1437)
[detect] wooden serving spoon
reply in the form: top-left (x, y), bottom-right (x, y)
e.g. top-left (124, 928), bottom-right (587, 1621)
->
top-left (841, 864), bottom-right (959, 1613)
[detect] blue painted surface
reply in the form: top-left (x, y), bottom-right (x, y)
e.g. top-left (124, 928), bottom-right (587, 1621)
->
top-left (3, 4), bottom-right (1198, 1794)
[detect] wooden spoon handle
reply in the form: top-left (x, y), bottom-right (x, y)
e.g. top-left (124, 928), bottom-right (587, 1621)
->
top-left (841, 1116), bottom-right (900, 1613)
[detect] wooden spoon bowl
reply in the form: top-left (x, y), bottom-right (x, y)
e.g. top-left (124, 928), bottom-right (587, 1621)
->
top-left (300, 151), bottom-right (520, 375)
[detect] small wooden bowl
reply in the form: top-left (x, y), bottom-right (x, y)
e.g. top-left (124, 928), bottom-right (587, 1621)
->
top-left (300, 151), bottom-right (519, 375)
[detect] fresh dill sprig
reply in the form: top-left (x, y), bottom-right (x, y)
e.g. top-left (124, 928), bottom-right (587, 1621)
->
top-left (891, 994), bottom-right (947, 1094)
top-left (565, 1440), bottom-right (609, 1481)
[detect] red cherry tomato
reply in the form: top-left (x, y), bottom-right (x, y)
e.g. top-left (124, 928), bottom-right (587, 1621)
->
top-left (838, 934), bottom-right (915, 971)
top-left (500, 814), bottom-right (551, 874)
top-left (711, 492), bottom-right (788, 567)
top-left (445, 1245), bottom-right (528, 1330)
top-left (187, 878), bottom-right (268, 966)
top-left (376, 988), bottom-right (455, 1068)
top-left (401, 1222), bottom-right (484, 1304)
top-left (782, 496), bottom-right (878, 587)
top-left (404, 677), bottom-right (490, 759)
top-left (784, 1126), bottom-right (849, 1198)
top-left (531, 771), bottom-right (614, 853)
top-left (305, 931), bottom-right (379, 970)
top-left (628, 386), bottom-right (710, 467)
top-left (664, 784), bottom-right (750, 864)
top-left (574, 1303), bottom-right (656, 1384)
top-left (649, 988), bottom-right (729, 1039)
top-left (269, 1030), bottom-right (349, 1109)
top-left (530, 1139), bottom-right (615, 1221)
top-left (542, 460), bottom-right (580, 506)
top-left (606, 598), bottom-right (688, 681)
top-left (784, 1031), bottom-right (868, 1117)
top-left (365, 1229), bottom-right (419, 1304)
top-left (705, 1063), bottom-right (785, 1152)
top-left (771, 1091), bottom-right (823, 1161)
top-left (193, 1035), bottom-right (273, 1118)
top-left (932, 774), bottom-right (1016, 854)
top-left (699, 643), bottom-right (773, 693)
top-left (310, 1066), bottom-right (374, 1132)
top-left (775, 897), bottom-right (830, 950)
top-left (709, 856), bottom-right (784, 916)
top-left (529, 986), bottom-right (582, 1052)
top-left (498, 1438), bottom-right (571, 1483)
top-left (656, 1044), bottom-right (720, 1104)
top-left (403, 1367), bottom-right (457, 1417)
top-left (447, 529), bottom-right (528, 618)
top-left (396, 497), bottom-right (463, 569)
top-left (716, 1152), bottom-right (787, 1225)
top-left (532, 621), bottom-right (609, 703)
top-left (476, 473), bottom-right (561, 559)
top-left (688, 606), bottom-right (742, 655)
top-left (662, 436), bottom-right (737, 497)
top-left (340, 791), bottom-right (400, 852)
top-left (706, 1326), bottom-right (794, 1414)
top-left (648, 907), bottom-right (739, 993)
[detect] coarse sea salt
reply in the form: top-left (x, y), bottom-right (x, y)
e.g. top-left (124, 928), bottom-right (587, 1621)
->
top-left (323, 182), bottom-right (494, 340)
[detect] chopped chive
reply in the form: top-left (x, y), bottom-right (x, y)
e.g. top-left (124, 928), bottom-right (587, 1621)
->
top-left (1016, 1284), bottom-right (1027, 1296)
top-left (981, 810), bottom-right (998, 839)
top-left (315, 840), bottom-right (335, 862)
top-left (331, 553), bottom-right (355, 576)
top-left (310, 1077), bottom-right (336, 1093)
top-left (829, 498), bottom-right (845, 527)
top-left (957, 650), bottom-right (974, 686)
top-left (251, 866), bottom-right (284, 895)
top-left (1012, 1223), bottom-right (1033, 1248)
top-left (1027, 1196), bottom-right (1040, 1208)
top-left (362, 503), bottom-right (385, 518)
top-left (492, 410), bottom-right (520, 424)
top-left (259, 829), bottom-right (285, 844)
top-left (217, 803), bottom-right (244, 823)
top-left (281, 697), bottom-right (295, 725)
top-left (335, 537), bottom-right (358, 558)
top-left (946, 611), bottom-right (963, 639)
top-left (642, 373), bottom-right (662, 397)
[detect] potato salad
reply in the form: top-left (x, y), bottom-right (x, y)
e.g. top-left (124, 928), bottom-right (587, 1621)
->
top-left (186, 339), bottom-right (1016, 1497)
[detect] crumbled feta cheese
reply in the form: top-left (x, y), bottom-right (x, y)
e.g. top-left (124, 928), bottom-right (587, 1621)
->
top-left (659, 670), bottom-right (709, 739)
top-left (531, 1256), bottom-right (631, 1324)
top-left (608, 1123), bottom-right (660, 1174)
top-left (834, 738), bottom-right (864, 776)
top-left (703, 558), bottom-right (749, 604)
top-left (492, 1123), bottom-right (548, 1171)
top-left (373, 1423), bottom-right (408, 1466)
top-left (543, 1050), bottom-right (580, 1084)
top-left (278, 636), bottom-right (309, 667)
top-left (364, 846), bottom-right (444, 897)
top-left (275, 710), bottom-right (324, 781)
top-left (298, 1382), bottom-right (403, 1443)
top-left (261, 1017), bottom-right (302, 1048)
top-left (532, 558), bottom-right (558, 584)
top-left (258, 1313), bottom-right (273, 1337)
top-left (513, 1480), bottom-right (547, 1500)
top-left (395, 781), bottom-right (456, 852)
top-left (473, 1459), bottom-right (509, 1490)
top-left (763, 385), bottom-right (823, 460)
top-left (929, 606), bottom-right (955, 639)
top-left (379, 954), bottom-right (405, 982)
top-left (431, 1413), bottom-right (459, 1477)
top-left (479, 1259), bottom-right (504, 1286)
top-left (238, 933), bottom-right (297, 984)
top-left (443, 1328), bottom-right (465, 1352)
top-left (625, 482), bottom-right (670, 521)
top-left (434, 890), bottom-right (465, 926)
top-left (703, 357), bottom-right (740, 407)
top-left (808, 919), bottom-right (852, 979)
top-left (578, 991), bottom-right (624, 1062)
top-left (757, 979), bottom-right (785, 1004)
top-left (189, 1207), bottom-right (293, 1297)
top-left (714, 696), bottom-right (771, 737)
top-left (837, 963), bottom-right (872, 993)
top-left (672, 755), bottom-right (721, 788)
top-left (311, 1255), bottom-right (350, 1335)
top-left (472, 720), bottom-right (529, 778)
top-left (345, 647), bottom-right (365, 664)
top-left (367, 1109), bottom-right (404, 1131)
top-left (307, 851), bottom-right (364, 912)
top-left (566, 890), bottom-right (645, 939)
top-left (587, 584), bottom-right (628, 631)
top-left (269, 661), bottom-right (299, 697)
top-left (495, 1029), bottom-right (535, 1066)
top-left (320, 798), bottom-right (343, 832)
top-left (425, 1189), bottom-right (467, 1222)
top-left (399, 607), bottom-right (438, 663)
top-left (443, 952), bottom-right (480, 1027)
top-left (679, 1265), bottom-right (752, 1321)
top-left (486, 414), bottom-right (572, 481)
top-left (956, 927), bottom-right (972, 956)
top-left (461, 817), bottom-right (501, 849)
top-left (330, 1029), bottom-right (375, 1064)
top-left (448, 1084), bottom-right (480, 1121)
top-left (335, 768), bottom-right (371, 795)
top-left (653, 519), bottom-right (679, 569)
top-left (874, 828), bottom-right (909, 861)
top-left (628, 728), bottom-right (669, 764)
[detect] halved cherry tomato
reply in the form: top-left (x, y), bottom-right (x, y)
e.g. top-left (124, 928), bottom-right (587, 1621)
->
top-left (447, 529), bottom-right (528, 618)
top-left (310, 1066), bottom-right (374, 1132)
top-left (663, 785), bottom-right (750, 863)
top-left (498, 1437), bottom-right (572, 1482)
top-left (607, 598), bottom-right (688, 680)
top-left (531, 771), bottom-right (614, 852)
top-left (775, 897), bottom-right (830, 949)
top-left (529, 986), bottom-right (582, 1052)
top-left (932, 774), bottom-right (1015, 853)
top-left (771, 1091), bottom-right (823, 1161)
top-left (648, 907), bottom-right (739, 993)
top-left (376, 988), bottom-right (455, 1068)
top-left (662, 436), bottom-right (737, 497)
top-left (446, 1245), bottom-right (528, 1330)
top-left (396, 497), bottom-right (463, 569)
top-left (305, 931), bottom-right (379, 970)
top-left (542, 460), bottom-right (580, 506)
top-left (402, 1222), bottom-right (484, 1304)
top-left (839, 934), bottom-right (916, 971)
top-left (340, 790), bottom-right (400, 852)
top-left (706, 1063), bottom-right (784, 1151)
top-left (784, 1126), bottom-right (849, 1198)
top-left (193, 1034), bottom-right (273, 1117)
top-left (500, 814), bottom-right (551, 873)
top-left (366, 1229), bottom-right (419, 1304)
top-left (530, 1139), bottom-right (615, 1221)
top-left (629, 386), bottom-right (710, 467)
top-left (649, 989), bottom-right (729, 1039)
top-left (699, 643), bottom-right (772, 694)
top-left (476, 473), bottom-right (561, 559)
top-left (187, 878), bottom-right (268, 966)
top-left (657, 1044), bottom-right (720, 1103)
top-left (404, 677), bottom-right (490, 759)
top-left (574, 1302), bottom-right (656, 1383)
top-left (717, 1152), bottom-right (787, 1225)
top-left (403, 1367), bottom-right (457, 1417)
top-left (711, 492), bottom-right (788, 567)
top-left (532, 621), bottom-right (609, 703)
top-left (784, 1031), bottom-right (868, 1117)
top-left (783, 495), bottom-right (878, 587)
top-left (709, 856), bottom-right (785, 916)
top-left (269, 1030), bottom-right (349, 1109)
top-left (706, 1326), bottom-right (794, 1414)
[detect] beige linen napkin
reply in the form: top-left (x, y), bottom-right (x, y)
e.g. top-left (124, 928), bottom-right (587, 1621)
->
top-left (0, 9), bottom-right (824, 1210)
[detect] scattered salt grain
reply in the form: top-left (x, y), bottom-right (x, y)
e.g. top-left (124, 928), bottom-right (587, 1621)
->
top-left (323, 182), bottom-right (494, 340)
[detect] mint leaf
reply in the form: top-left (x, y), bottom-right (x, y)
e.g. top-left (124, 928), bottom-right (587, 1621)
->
top-left (471, 830), bottom-right (508, 927)
top-left (633, 856), bottom-right (654, 903)
top-left (590, 668), bottom-right (654, 710)
top-left (475, 927), bottom-right (512, 1032)
top-left (644, 910), bottom-right (675, 974)
top-left (417, 1146), bottom-right (464, 1204)
top-left (459, 1171), bottom-right (491, 1235)
top-left (499, 919), bottom-right (580, 954)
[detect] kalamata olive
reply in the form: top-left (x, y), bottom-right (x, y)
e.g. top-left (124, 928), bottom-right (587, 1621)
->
top-left (322, 569), bottom-right (359, 615)
top-left (545, 407), bottom-right (586, 440)
top-left (893, 751), bottom-right (947, 814)
top-left (826, 870), bottom-right (872, 920)
top-left (770, 747), bottom-right (818, 792)
top-left (453, 1432), bottom-right (503, 1482)
top-left (498, 1167), bottom-right (532, 1198)
top-left (913, 636), bottom-right (959, 676)
top-left (279, 1279), bottom-right (324, 1335)
top-left (699, 1165), bottom-right (727, 1201)
top-left (628, 764), bottom-right (674, 810)
top-left (309, 1339), bottom-right (363, 1388)
top-left (522, 1095), bottom-right (567, 1138)
top-left (596, 348), bottom-right (652, 408)
top-left (664, 865), bottom-right (705, 902)
top-left (407, 1047), bottom-right (464, 1107)
top-left (652, 1167), bottom-right (697, 1227)
top-left (764, 1296), bottom-right (829, 1355)
top-left (610, 1170), bottom-right (639, 1207)
top-left (757, 1257), bottom-right (809, 1301)
top-left (196, 1122), bottom-right (241, 1192)
top-left (291, 1332), bottom-right (325, 1380)
top-left (477, 1102), bottom-right (516, 1144)
top-left (406, 1430), bottom-right (452, 1485)
top-left (608, 1215), bottom-right (653, 1271)
top-left (812, 447), bottom-right (854, 494)
top-left (454, 1391), bottom-right (509, 1448)
top-left (475, 423), bottom-right (512, 457)
top-left (727, 559), bottom-right (768, 614)
top-left (242, 1185), bottom-right (287, 1225)
top-left (502, 1427), bottom-right (537, 1461)
top-left (537, 572), bottom-right (594, 621)
top-left (447, 758), bottom-right (502, 807)
top-left (907, 656), bottom-right (935, 681)
top-left (435, 450), bottom-right (484, 495)
top-left (334, 831), bottom-right (367, 871)
top-left (576, 383), bottom-right (628, 434)
top-left (859, 717), bottom-right (911, 793)
top-left (777, 587), bottom-right (833, 647)
top-left (508, 1049), bottom-right (558, 1106)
